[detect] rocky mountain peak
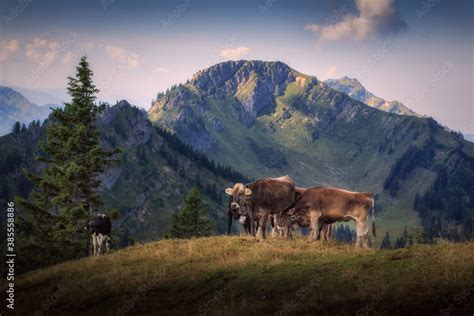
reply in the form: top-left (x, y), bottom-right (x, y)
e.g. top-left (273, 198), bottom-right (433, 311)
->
top-left (99, 100), bottom-right (152, 146)
top-left (190, 60), bottom-right (293, 86)
top-left (189, 60), bottom-right (300, 114)
top-left (325, 77), bottom-right (419, 117)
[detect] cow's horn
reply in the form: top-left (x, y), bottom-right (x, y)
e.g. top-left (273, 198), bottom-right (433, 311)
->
top-left (225, 188), bottom-right (234, 195)
top-left (244, 188), bottom-right (252, 196)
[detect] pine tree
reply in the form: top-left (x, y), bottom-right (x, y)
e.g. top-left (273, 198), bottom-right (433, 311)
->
top-left (12, 121), bottom-right (21, 134)
top-left (20, 123), bottom-right (27, 133)
top-left (17, 56), bottom-right (119, 267)
top-left (169, 187), bottom-right (214, 239)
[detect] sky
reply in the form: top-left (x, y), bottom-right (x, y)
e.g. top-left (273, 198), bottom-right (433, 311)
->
top-left (0, 0), bottom-right (473, 133)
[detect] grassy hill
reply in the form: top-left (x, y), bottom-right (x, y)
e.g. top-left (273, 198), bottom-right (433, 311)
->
top-left (9, 237), bottom-right (474, 315)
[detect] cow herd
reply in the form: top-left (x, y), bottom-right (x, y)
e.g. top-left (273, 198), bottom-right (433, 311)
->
top-left (86, 175), bottom-right (376, 257)
top-left (225, 176), bottom-right (376, 248)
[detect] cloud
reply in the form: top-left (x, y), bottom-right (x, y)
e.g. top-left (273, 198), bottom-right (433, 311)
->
top-left (326, 66), bottom-right (337, 78)
top-left (0, 40), bottom-right (20, 61)
top-left (219, 46), bottom-right (249, 59)
top-left (104, 45), bottom-right (139, 69)
top-left (105, 45), bottom-right (128, 60)
top-left (61, 51), bottom-right (74, 64)
top-left (305, 0), bottom-right (407, 45)
top-left (26, 37), bottom-right (61, 65)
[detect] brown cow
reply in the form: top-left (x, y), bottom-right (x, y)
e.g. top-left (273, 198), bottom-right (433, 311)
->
top-left (225, 176), bottom-right (296, 239)
top-left (227, 195), bottom-right (253, 235)
top-left (272, 187), bottom-right (333, 240)
top-left (278, 187), bottom-right (376, 247)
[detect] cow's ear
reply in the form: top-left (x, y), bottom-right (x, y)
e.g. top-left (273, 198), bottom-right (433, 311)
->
top-left (245, 188), bottom-right (252, 196)
top-left (225, 188), bottom-right (234, 196)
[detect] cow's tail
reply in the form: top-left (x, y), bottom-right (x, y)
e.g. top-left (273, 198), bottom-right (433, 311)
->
top-left (371, 197), bottom-right (376, 237)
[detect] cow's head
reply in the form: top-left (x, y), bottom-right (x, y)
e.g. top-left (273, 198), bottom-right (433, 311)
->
top-left (225, 183), bottom-right (252, 221)
top-left (277, 208), bottom-right (295, 229)
top-left (278, 207), bottom-right (309, 228)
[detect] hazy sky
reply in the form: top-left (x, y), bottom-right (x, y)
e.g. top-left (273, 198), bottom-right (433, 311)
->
top-left (0, 0), bottom-right (472, 133)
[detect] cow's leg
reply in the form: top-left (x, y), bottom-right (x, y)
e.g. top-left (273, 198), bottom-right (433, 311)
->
top-left (270, 214), bottom-right (276, 237)
top-left (254, 219), bottom-right (260, 237)
top-left (307, 211), bottom-right (321, 242)
top-left (355, 219), bottom-right (369, 248)
top-left (106, 235), bottom-right (111, 253)
top-left (249, 217), bottom-right (255, 237)
top-left (327, 224), bottom-right (333, 241)
top-left (318, 223), bottom-right (326, 241)
top-left (322, 224), bottom-right (328, 241)
top-left (317, 221), bottom-right (325, 242)
top-left (97, 234), bottom-right (104, 255)
top-left (92, 233), bottom-right (98, 256)
top-left (257, 211), bottom-right (270, 239)
top-left (248, 207), bottom-right (257, 237)
top-left (321, 223), bottom-right (332, 242)
top-left (271, 214), bottom-right (281, 238)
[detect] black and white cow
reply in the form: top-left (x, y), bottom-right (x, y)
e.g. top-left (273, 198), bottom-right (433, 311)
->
top-left (85, 214), bottom-right (112, 256)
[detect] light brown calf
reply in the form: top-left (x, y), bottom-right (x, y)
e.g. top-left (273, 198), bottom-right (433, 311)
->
top-left (278, 187), bottom-right (375, 247)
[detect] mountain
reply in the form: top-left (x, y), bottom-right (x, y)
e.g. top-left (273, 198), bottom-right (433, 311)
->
top-left (149, 60), bottom-right (474, 240)
top-left (0, 101), bottom-right (249, 247)
top-left (12, 86), bottom-right (64, 105)
top-left (0, 80), bottom-right (66, 105)
top-left (0, 87), bottom-right (55, 136)
top-left (325, 76), bottom-right (419, 116)
top-left (464, 133), bottom-right (474, 143)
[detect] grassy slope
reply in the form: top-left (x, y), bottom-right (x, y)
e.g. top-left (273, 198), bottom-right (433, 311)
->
top-left (10, 237), bottom-right (474, 315)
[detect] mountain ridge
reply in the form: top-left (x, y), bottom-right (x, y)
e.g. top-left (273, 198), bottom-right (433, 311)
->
top-left (0, 86), bottom-right (58, 136)
top-left (324, 76), bottom-right (419, 116)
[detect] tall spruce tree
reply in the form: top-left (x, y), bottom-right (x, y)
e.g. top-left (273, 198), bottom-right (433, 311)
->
top-left (169, 187), bottom-right (214, 238)
top-left (18, 56), bottom-right (118, 268)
